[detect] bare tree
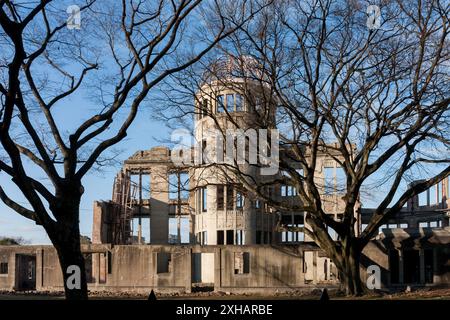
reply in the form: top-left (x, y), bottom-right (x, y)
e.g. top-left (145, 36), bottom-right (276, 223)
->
top-left (158, 0), bottom-right (450, 295)
top-left (0, 0), bottom-right (268, 299)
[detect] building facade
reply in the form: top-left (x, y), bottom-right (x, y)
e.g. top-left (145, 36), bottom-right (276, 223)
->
top-left (1, 57), bottom-right (449, 294)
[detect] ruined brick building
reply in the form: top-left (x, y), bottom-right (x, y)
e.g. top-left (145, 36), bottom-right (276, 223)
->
top-left (1, 58), bottom-right (449, 293)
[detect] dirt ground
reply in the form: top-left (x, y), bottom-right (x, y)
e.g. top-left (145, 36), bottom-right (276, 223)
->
top-left (1, 287), bottom-right (450, 300)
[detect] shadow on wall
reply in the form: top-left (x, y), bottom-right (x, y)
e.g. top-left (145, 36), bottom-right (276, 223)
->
top-left (367, 228), bottom-right (450, 287)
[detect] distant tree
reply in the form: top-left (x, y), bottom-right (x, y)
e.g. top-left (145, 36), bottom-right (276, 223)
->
top-left (80, 236), bottom-right (92, 245)
top-left (0, 236), bottom-right (27, 245)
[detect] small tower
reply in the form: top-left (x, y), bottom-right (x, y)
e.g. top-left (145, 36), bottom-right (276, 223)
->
top-left (192, 55), bottom-right (277, 245)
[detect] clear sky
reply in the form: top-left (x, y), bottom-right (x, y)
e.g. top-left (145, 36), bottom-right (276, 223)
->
top-left (0, 109), bottom-right (169, 244)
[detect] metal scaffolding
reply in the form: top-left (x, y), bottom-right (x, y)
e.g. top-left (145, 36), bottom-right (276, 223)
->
top-left (111, 171), bottom-right (137, 244)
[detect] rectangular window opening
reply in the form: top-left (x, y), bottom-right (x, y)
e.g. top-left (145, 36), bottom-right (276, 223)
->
top-left (180, 217), bottom-right (190, 244)
top-left (107, 252), bottom-right (112, 274)
top-left (324, 167), bottom-right (334, 195)
top-left (202, 187), bottom-right (207, 212)
top-left (217, 230), bottom-right (224, 245)
top-left (226, 230), bottom-right (234, 245)
top-left (0, 262), bottom-right (8, 275)
top-left (202, 231), bottom-right (207, 245)
top-left (235, 94), bottom-right (243, 112)
top-left (226, 186), bottom-right (234, 210)
top-left (236, 191), bottom-right (244, 209)
top-left (168, 173), bottom-right (178, 200)
top-left (234, 252), bottom-right (250, 274)
top-left (217, 95), bottom-right (225, 113)
top-left (157, 252), bottom-right (171, 274)
top-left (236, 230), bottom-right (244, 245)
top-left (201, 99), bottom-right (208, 117)
top-left (256, 230), bottom-right (262, 244)
top-left (217, 185), bottom-right (224, 210)
top-left (226, 94), bottom-right (234, 111)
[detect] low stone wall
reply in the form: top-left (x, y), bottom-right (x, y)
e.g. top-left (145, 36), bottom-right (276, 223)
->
top-left (0, 241), bottom-right (449, 293)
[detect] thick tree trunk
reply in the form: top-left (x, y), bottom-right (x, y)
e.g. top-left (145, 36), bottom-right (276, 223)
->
top-left (47, 190), bottom-right (88, 300)
top-left (338, 244), bottom-right (364, 296)
top-left (53, 233), bottom-right (88, 300)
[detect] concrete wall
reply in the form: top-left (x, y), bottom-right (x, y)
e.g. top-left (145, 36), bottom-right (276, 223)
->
top-left (0, 241), bottom-right (449, 294)
top-left (92, 201), bottom-right (114, 244)
top-left (0, 248), bottom-right (17, 290)
top-left (0, 244), bottom-right (331, 293)
top-left (218, 246), bottom-right (305, 292)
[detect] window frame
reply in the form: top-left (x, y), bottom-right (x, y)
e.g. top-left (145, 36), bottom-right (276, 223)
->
top-left (226, 185), bottom-right (234, 210)
top-left (217, 94), bottom-right (225, 113)
top-left (201, 187), bottom-right (207, 212)
top-left (0, 262), bottom-right (8, 275)
top-left (226, 94), bottom-right (234, 111)
top-left (217, 185), bottom-right (224, 210)
top-left (217, 93), bottom-right (245, 113)
top-left (236, 191), bottom-right (244, 209)
top-left (235, 94), bottom-right (244, 111)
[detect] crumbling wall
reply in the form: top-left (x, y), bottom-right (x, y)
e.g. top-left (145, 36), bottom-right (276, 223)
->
top-left (92, 201), bottom-right (116, 244)
top-left (1, 240), bottom-right (448, 293)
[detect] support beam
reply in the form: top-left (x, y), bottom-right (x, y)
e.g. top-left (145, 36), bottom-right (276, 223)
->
top-left (138, 170), bottom-right (143, 244)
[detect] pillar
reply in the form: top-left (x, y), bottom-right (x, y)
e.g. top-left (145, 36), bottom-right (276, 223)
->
top-left (313, 251), bottom-right (318, 284)
top-left (185, 248), bottom-right (192, 293)
top-left (36, 248), bottom-right (44, 291)
top-left (214, 247), bottom-right (222, 291)
top-left (419, 249), bottom-right (425, 284)
top-left (138, 170), bottom-right (143, 244)
top-left (150, 165), bottom-right (169, 244)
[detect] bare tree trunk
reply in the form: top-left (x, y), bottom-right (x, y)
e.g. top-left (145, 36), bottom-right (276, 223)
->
top-left (47, 192), bottom-right (88, 300)
top-left (337, 242), bottom-right (364, 296)
top-left (53, 233), bottom-right (88, 300)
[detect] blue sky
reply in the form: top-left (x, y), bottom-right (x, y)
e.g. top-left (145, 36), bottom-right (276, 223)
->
top-left (0, 100), bottom-right (444, 244)
top-left (0, 110), bottom-right (169, 244)
top-left (1, 0), bottom-right (446, 246)
top-left (0, 95), bottom-right (442, 244)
